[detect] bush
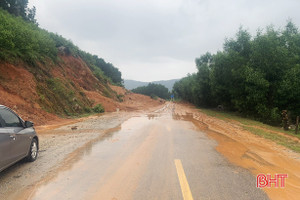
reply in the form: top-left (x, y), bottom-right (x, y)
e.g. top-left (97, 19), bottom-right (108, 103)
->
top-left (0, 9), bottom-right (57, 63)
top-left (269, 107), bottom-right (281, 125)
top-left (83, 107), bottom-right (92, 113)
top-left (0, 8), bottom-right (123, 86)
top-left (150, 94), bottom-right (158, 100)
top-left (117, 94), bottom-right (124, 102)
top-left (93, 104), bottom-right (105, 113)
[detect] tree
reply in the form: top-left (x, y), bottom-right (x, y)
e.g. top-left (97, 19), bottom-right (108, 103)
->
top-left (132, 83), bottom-right (170, 100)
top-left (175, 21), bottom-right (300, 125)
top-left (26, 6), bottom-right (37, 24)
top-left (195, 53), bottom-right (213, 106)
top-left (278, 65), bottom-right (300, 118)
top-left (0, 0), bottom-right (37, 23)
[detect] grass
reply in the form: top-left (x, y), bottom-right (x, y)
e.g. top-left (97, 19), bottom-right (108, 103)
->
top-left (244, 127), bottom-right (300, 153)
top-left (200, 108), bottom-right (273, 126)
top-left (199, 108), bottom-right (300, 153)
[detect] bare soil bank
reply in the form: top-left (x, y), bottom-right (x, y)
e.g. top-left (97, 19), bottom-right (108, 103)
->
top-left (173, 103), bottom-right (300, 200)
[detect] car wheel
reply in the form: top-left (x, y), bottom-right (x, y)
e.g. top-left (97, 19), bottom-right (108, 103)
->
top-left (27, 138), bottom-right (38, 162)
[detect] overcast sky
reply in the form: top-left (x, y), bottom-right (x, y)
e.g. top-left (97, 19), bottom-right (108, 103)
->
top-left (29, 0), bottom-right (300, 82)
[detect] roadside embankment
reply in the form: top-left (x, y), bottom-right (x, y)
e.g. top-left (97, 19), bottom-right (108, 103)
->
top-left (173, 103), bottom-right (300, 200)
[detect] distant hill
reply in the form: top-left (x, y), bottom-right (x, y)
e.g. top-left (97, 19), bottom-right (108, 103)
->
top-left (124, 80), bottom-right (148, 90)
top-left (124, 79), bottom-right (180, 91)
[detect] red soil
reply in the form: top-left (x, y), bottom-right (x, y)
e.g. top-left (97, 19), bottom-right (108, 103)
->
top-left (0, 57), bottom-right (164, 125)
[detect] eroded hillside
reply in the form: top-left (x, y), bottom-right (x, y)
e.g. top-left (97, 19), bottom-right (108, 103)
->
top-left (0, 55), bottom-right (164, 125)
top-left (0, 8), bottom-right (164, 124)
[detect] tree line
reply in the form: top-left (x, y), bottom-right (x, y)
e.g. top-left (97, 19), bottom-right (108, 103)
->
top-left (132, 83), bottom-right (170, 100)
top-left (0, 7), bottom-right (123, 86)
top-left (173, 21), bottom-right (300, 125)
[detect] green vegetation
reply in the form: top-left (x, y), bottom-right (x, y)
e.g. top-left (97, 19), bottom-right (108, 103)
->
top-left (244, 127), bottom-right (300, 153)
top-left (174, 21), bottom-right (300, 125)
top-left (93, 104), bottom-right (105, 113)
top-left (116, 94), bottom-right (124, 102)
top-left (0, 8), bottom-right (57, 63)
top-left (37, 78), bottom-right (92, 116)
top-left (200, 108), bottom-right (298, 137)
top-left (0, 0), bottom-right (37, 23)
top-left (0, 7), bottom-right (123, 116)
top-left (200, 108), bottom-right (300, 152)
top-left (0, 8), bottom-right (123, 86)
top-left (150, 94), bottom-right (158, 100)
top-left (132, 83), bottom-right (170, 99)
top-left (78, 51), bottom-right (123, 86)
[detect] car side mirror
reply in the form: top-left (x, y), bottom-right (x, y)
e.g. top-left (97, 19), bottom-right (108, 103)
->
top-left (25, 121), bottom-right (34, 128)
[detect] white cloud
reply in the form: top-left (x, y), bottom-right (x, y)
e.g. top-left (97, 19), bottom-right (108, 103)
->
top-left (29, 0), bottom-right (300, 81)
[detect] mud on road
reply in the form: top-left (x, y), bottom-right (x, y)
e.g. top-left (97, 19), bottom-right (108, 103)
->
top-left (1, 103), bottom-right (268, 200)
top-left (0, 110), bottom-right (144, 200)
top-left (0, 103), bottom-right (299, 200)
top-left (173, 103), bottom-right (300, 200)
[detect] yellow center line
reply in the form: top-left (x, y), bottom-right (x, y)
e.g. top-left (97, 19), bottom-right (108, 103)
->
top-left (174, 159), bottom-right (194, 200)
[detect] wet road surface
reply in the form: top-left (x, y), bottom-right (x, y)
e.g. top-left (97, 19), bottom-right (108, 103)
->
top-left (25, 105), bottom-right (268, 200)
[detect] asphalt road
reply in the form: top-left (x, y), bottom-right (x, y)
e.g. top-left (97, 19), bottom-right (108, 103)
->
top-left (26, 104), bottom-right (268, 200)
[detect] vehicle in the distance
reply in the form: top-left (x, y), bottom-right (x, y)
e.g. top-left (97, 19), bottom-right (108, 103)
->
top-left (0, 105), bottom-right (38, 172)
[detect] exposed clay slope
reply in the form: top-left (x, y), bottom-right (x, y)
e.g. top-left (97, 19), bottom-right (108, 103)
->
top-left (0, 62), bottom-right (59, 124)
top-left (0, 56), bottom-right (164, 125)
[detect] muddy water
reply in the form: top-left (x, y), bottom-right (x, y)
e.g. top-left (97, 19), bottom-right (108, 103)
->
top-left (10, 103), bottom-right (297, 200)
top-left (8, 106), bottom-right (267, 200)
top-left (27, 117), bottom-right (157, 200)
top-left (13, 107), bottom-right (268, 200)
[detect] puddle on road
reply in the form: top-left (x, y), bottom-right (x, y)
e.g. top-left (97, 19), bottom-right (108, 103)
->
top-left (13, 108), bottom-right (298, 200)
top-left (17, 114), bottom-right (171, 200)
